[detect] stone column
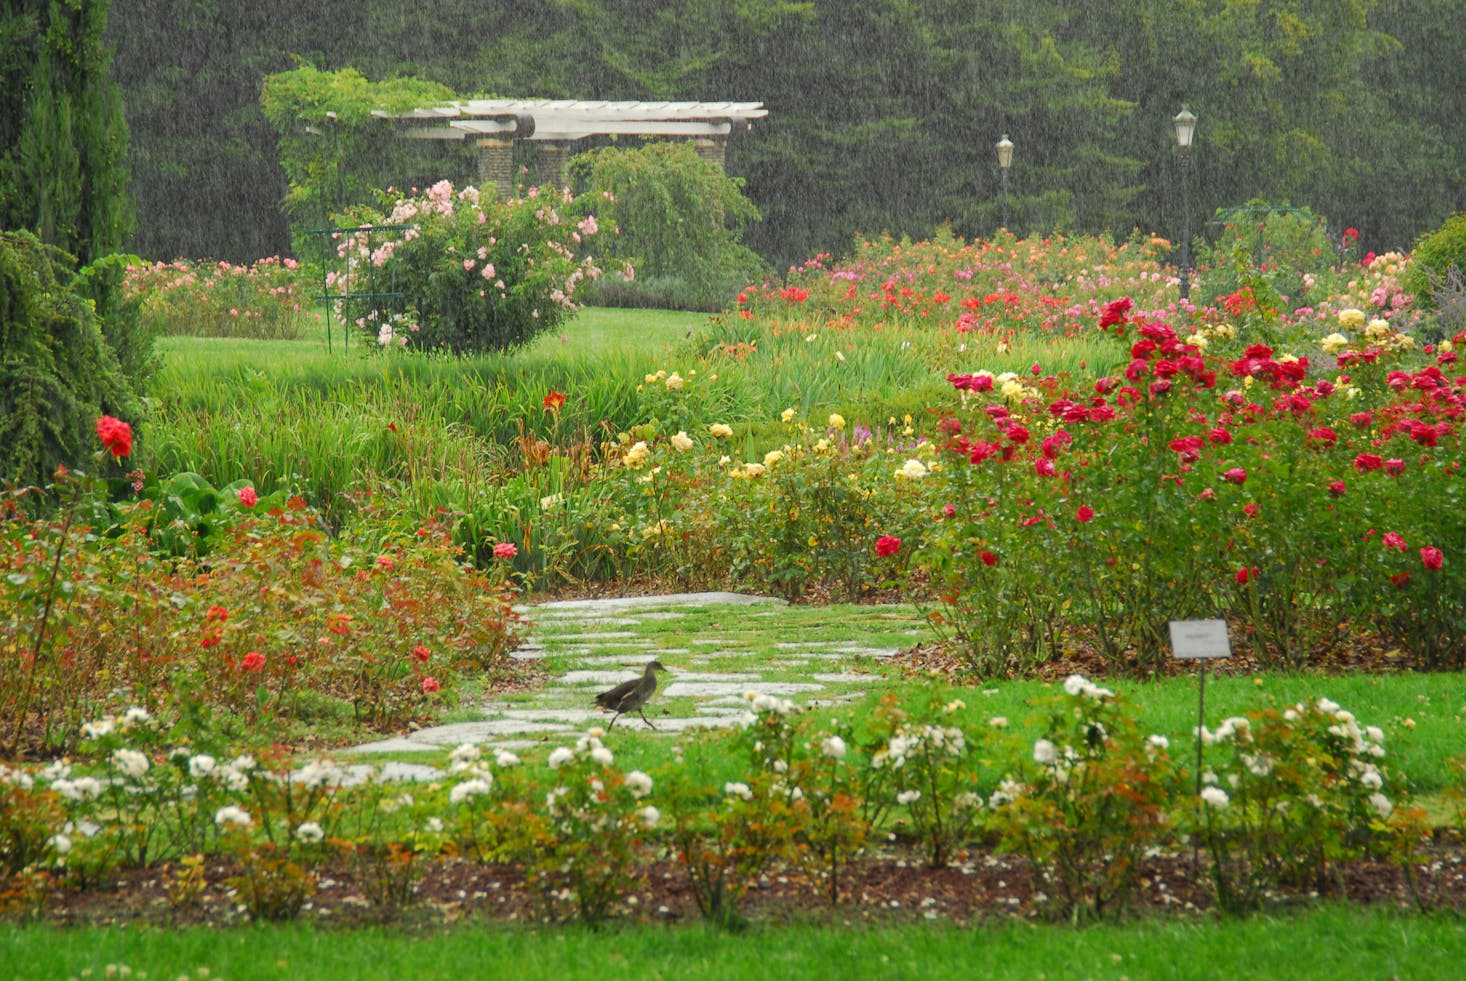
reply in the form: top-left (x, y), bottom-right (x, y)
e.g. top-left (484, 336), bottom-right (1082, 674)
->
top-left (476, 137), bottom-right (516, 199)
top-left (692, 135), bottom-right (728, 170)
top-left (534, 140), bottom-right (577, 189)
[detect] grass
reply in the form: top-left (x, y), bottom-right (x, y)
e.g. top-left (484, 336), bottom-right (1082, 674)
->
top-left (4, 906), bottom-right (1461, 980)
top-left (156, 305), bottom-right (709, 367)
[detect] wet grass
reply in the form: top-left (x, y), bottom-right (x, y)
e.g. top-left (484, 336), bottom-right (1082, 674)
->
top-left (4, 906), bottom-right (1461, 980)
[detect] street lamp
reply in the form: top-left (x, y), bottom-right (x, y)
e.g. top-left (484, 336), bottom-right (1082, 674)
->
top-left (1173, 106), bottom-right (1196, 303)
top-left (996, 134), bottom-right (1013, 229)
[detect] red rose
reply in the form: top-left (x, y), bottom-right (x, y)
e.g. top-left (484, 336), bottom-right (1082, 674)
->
top-left (875, 535), bottom-right (901, 557)
top-left (1354, 453), bottom-right (1383, 473)
top-left (1420, 546), bottom-right (1444, 571)
top-left (421, 676), bottom-right (441, 694)
top-left (1076, 506), bottom-right (1095, 523)
top-left (411, 645), bottom-right (431, 663)
top-left (237, 486), bottom-right (258, 508)
top-left (241, 651), bottom-right (266, 673)
top-left (95, 416), bottom-right (133, 459)
top-left (979, 551), bottom-right (999, 567)
top-left (1223, 467), bottom-right (1247, 485)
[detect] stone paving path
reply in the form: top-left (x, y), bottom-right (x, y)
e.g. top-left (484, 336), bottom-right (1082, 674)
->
top-left (349, 592), bottom-right (920, 762)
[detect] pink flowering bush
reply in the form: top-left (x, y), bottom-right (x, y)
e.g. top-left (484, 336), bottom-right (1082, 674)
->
top-left (122, 256), bottom-right (308, 339)
top-left (333, 180), bottom-right (614, 354)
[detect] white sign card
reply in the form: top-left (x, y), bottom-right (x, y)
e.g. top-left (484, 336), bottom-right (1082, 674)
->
top-left (1168, 619), bottom-right (1232, 660)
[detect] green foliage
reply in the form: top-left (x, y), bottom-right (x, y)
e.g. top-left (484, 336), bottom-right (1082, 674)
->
top-left (986, 680), bottom-right (1179, 924)
top-left (0, 475), bottom-right (524, 752)
top-left (333, 181), bottom-right (610, 354)
top-left (105, 0), bottom-right (1466, 268)
top-left (1403, 213), bottom-right (1466, 312)
top-left (76, 253), bottom-right (161, 389)
top-left (570, 142), bottom-right (766, 310)
top-left (0, 0), bottom-right (131, 265)
top-left (510, 735), bottom-right (659, 925)
top-left (1195, 202), bottom-right (1343, 309)
top-left (0, 230), bottom-right (139, 492)
top-left (1186, 697), bottom-right (1422, 914)
top-left (260, 65), bottom-right (459, 251)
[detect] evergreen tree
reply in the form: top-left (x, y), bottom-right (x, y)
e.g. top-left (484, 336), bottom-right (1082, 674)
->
top-left (1, 0), bottom-right (132, 264)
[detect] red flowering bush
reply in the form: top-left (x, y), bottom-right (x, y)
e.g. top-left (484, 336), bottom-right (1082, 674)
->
top-left (0, 484), bottom-right (524, 751)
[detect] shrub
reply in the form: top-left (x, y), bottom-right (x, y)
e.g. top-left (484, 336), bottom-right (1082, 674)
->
top-left (0, 231), bottom-right (141, 492)
top-left (1187, 697), bottom-right (1422, 913)
top-left (513, 734), bottom-right (660, 925)
top-left (1403, 213), bottom-right (1466, 313)
top-left (121, 256), bottom-right (309, 339)
top-left (986, 677), bottom-right (1178, 924)
top-left (570, 142), bottom-right (766, 311)
top-left (1195, 202), bottom-right (1344, 313)
top-left (333, 181), bottom-right (611, 355)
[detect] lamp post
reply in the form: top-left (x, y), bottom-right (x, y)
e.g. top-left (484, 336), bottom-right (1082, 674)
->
top-left (996, 134), bottom-right (1013, 229)
top-left (1173, 106), bottom-right (1196, 303)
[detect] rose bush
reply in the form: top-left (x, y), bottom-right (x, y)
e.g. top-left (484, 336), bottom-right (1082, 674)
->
top-left (333, 180), bottom-right (615, 354)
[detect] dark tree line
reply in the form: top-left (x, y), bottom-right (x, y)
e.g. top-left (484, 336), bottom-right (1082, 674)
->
top-left (106, 0), bottom-right (1465, 267)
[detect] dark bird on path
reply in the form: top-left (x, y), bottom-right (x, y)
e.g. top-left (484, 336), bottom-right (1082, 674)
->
top-left (595, 660), bottom-right (668, 729)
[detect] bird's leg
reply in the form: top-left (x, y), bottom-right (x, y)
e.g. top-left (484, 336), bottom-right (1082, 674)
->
top-left (607, 713), bottom-right (621, 730)
top-left (640, 709), bottom-right (656, 730)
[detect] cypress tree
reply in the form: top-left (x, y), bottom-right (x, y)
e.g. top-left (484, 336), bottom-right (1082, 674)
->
top-left (1, 0), bottom-right (132, 264)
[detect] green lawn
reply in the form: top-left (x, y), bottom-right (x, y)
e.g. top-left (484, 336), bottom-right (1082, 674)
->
top-left (155, 305), bottom-right (711, 368)
top-left (4, 907), bottom-right (1459, 980)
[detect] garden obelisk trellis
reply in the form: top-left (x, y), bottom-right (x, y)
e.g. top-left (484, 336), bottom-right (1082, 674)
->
top-left (378, 99), bottom-right (768, 197)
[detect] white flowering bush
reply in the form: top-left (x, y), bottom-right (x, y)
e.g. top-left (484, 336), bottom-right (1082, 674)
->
top-left (732, 692), bottom-right (869, 905)
top-left (868, 693), bottom-right (992, 869)
top-left (660, 739), bottom-right (799, 930)
top-left (511, 732), bottom-right (660, 924)
top-left (1188, 696), bottom-right (1423, 913)
top-left (985, 676), bottom-right (1180, 923)
top-left (334, 180), bottom-right (612, 355)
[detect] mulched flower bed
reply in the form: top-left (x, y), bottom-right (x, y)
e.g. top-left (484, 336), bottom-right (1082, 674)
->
top-left (30, 839), bottom-right (1466, 930)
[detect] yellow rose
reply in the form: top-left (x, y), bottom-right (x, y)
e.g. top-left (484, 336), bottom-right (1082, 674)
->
top-left (622, 441), bottom-right (651, 468)
top-left (1319, 332), bottom-right (1349, 354)
top-left (828, 413), bottom-right (846, 430)
top-left (895, 459), bottom-right (929, 480)
top-left (670, 431), bottom-right (693, 453)
top-left (709, 423), bottom-right (733, 438)
top-left (665, 372), bottom-right (685, 391)
top-left (780, 408), bottom-right (796, 424)
top-left (1337, 308), bottom-right (1367, 330)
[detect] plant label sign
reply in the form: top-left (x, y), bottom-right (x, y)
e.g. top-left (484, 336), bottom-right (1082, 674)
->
top-left (1168, 619), bottom-right (1232, 660)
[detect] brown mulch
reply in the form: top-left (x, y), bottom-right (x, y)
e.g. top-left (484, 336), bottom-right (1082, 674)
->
top-left (890, 632), bottom-right (1436, 685)
top-left (25, 838), bottom-right (1466, 930)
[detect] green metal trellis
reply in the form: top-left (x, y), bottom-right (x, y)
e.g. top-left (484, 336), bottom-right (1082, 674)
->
top-left (306, 223), bottom-right (414, 353)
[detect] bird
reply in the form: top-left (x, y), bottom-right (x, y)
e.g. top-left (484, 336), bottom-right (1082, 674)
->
top-left (594, 659), bottom-right (668, 730)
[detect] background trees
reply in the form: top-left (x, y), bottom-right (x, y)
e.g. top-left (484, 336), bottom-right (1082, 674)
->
top-left (104, 0), bottom-right (1464, 266)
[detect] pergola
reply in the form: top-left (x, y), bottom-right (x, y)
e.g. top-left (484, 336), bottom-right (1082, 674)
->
top-left (377, 99), bottom-right (769, 197)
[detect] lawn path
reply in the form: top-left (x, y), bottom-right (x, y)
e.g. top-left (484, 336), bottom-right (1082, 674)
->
top-left (348, 592), bottom-right (925, 759)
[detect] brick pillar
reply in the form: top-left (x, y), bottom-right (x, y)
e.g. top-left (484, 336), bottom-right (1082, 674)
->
top-left (535, 140), bottom-right (576, 188)
top-left (476, 137), bottom-right (516, 199)
top-left (692, 136), bottom-right (728, 170)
